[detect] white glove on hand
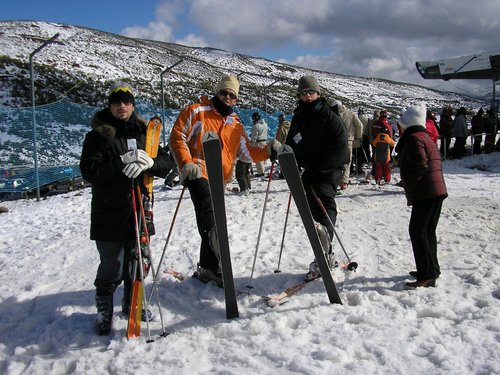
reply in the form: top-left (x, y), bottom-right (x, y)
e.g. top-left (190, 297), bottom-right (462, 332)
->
top-left (182, 162), bottom-right (201, 181)
top-left (136, 149), bottom-right (154, 169)
top-left (266, 139), bottom-right (282, 156)
top-left (121, 149), bottom-right (154, 169)
top-left (120, 150), bottom-right (139, 164)
top-left (122, 163), bottom-right (146, 179)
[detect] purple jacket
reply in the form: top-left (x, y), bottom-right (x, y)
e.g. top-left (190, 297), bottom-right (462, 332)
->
top-left (395, 126), bottom-right (448, 206)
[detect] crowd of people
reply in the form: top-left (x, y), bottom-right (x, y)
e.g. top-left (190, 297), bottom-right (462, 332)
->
top-left (81, 76), bottom-right (498, 335)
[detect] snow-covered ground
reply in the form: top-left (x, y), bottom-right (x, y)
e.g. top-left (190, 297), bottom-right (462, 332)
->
top-left (0, 154), bottom-right (499, 375)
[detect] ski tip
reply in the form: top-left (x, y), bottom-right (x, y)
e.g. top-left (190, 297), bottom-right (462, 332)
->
top-left (266, 296), bottom-right (289, 307)
top-left (165, 269), bottom-right (185, 280)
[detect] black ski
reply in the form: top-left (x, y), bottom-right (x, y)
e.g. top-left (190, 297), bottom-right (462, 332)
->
top-left (202, 132), bottom-right (239, 319)
top-left (278, 145), bottom-right (343, 305)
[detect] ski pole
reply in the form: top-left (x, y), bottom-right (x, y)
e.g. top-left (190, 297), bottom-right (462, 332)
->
top-left (247, 162), bottom-right (275, 288)
top-left (274, 191), bottom-right (292, 273)
top-left (135, 185), bottom-right (169, 339)
top-left (310, 187), bottom-right (358, 271)
top-left (128, 181), bottom-right (153, 341)
top-left (148, 185), bottom-right (186, 302)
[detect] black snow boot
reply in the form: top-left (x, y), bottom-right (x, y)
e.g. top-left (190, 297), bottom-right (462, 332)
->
top-left (122, 283), bottom-right (132, 315)
top-left (95, 294), bottom-right (113, 336)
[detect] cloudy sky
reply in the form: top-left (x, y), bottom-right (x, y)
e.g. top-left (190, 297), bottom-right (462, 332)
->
top-left (3, 0), bottom-right (499, 96)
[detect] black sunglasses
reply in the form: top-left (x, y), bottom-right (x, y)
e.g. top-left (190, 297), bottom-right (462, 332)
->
top-left (300, 89), bottom-right (318, 96)
top-left (110, 99), bottom-right (134, 106)
top-left (218, 90), bottom-right (237, 100)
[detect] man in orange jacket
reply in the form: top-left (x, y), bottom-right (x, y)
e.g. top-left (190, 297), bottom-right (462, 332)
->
top-left (169, 75), bottom-right (280, 285)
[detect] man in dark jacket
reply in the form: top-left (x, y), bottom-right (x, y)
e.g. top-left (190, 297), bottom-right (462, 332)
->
top-left (396, 105), bottom-right (448, 288)
top-left (285, 75), bottom-right (349, 281)
top-left (80, 81), bottom-right (172, 335)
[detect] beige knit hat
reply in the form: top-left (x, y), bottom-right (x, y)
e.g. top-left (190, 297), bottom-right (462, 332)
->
top-left (216, 75), bottom-right (240, 97)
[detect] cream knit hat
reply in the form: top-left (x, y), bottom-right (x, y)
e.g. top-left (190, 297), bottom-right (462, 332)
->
top-left (216, 75), bottom-right (240, 97)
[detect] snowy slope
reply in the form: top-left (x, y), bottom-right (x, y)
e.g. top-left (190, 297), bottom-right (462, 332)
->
top-left (0, 154), bottom-right (499, 374)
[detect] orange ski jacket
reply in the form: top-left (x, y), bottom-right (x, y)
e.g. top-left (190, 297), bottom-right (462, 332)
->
top-left (372, 133), bottom-right (396, 164)
top-left (169, 96), bottom-right (269, 183)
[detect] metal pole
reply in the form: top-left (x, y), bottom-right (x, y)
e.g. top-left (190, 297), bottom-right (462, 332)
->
top-left (264, 79), bottom-right (280, 114)
top-left (160, 59), bottom-right (183, 147)
top-left (30, 33), bottom-right (60, 202)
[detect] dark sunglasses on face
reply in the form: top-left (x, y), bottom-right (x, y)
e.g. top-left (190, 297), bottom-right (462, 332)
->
top-left (218, 90), bottom-right (237, 100)
top-left (111, 99), bottom-right (133, 106)
top-left (300, 89), bottom-right (318, 96)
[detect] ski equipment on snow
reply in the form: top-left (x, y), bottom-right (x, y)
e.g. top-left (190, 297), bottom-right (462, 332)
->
top-left (148, 185), bottom-right (186, 304)
top-left (143, 116), bottom-right (162, 197)
top-left (278, 145), bottom-right (342, 305)
top-left (202, 132), bottom-right (239, 319)
top-left (126, 117), bottom-right (168, 341)
top-left (310, 187), bottom-right (358, 271)
top-left (127, 182), bottom-right (153, 340)
top-left (263, 282), bottom-right (307, 307)
top-left (274, 192), bottom-right (292, 273)
top-left (248, 162), bottom-right (276, 286)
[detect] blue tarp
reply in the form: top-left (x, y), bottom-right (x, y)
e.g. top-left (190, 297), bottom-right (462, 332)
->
top-left (0, 165), bottom-right (81, 193)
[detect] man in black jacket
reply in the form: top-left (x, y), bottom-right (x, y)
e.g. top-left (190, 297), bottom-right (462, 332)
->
top-left (286, 75), bottom-right (349, 281)
top-left (80, 82), bottom-right (172, 335)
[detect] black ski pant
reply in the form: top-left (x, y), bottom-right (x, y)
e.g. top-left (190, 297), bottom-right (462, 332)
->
top-left (440, 134), bottom-right (452, 159)
top-left (452, 137), bottom-right (467, 159)
top-left (235, 160), bottom-right (251, 191)
top-left (472, 134), bottom-right (482, 154)
top-left (408, 196), bottom-right (444, 280)
top-left (94, 239), bottom-right (134, 296)
top-left (186, 178), bottom-right (219, 271)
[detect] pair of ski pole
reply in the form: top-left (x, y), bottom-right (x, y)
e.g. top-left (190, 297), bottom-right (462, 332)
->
top-left (273, 186), bottom-right (357, 273)
top-left (248, 162), bottom-right (357, 284)
top-left (129, 179), bottom-right (169, 341)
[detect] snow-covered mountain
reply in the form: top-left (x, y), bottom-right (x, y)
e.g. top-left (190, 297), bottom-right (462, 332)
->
top-left (0, 20), bottom-right (487, 113)
top-left (0, 20), bottom-right (489, 168)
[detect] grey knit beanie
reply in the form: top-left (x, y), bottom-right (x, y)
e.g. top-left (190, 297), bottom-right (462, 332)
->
top-left (298, 75), bottom-right (321, 94)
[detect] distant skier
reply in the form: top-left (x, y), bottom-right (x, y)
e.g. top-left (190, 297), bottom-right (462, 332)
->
top-left (371, 126), bottom-right (396, 185)
top-left (250, 112), bottom-right (269, 177)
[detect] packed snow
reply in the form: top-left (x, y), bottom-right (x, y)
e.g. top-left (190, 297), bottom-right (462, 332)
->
top-left (0, 153), bottom-right (499, 374)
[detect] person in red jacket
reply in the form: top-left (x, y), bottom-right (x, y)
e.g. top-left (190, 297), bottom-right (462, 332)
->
top-left (371, 127), bottom-right (396, 184)
top-left (372, 109), bottom-right (393, 139)
top-left (425, 111), bottom-right (440, 145)
top-left (396, 105), bottom-right (448, 288)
